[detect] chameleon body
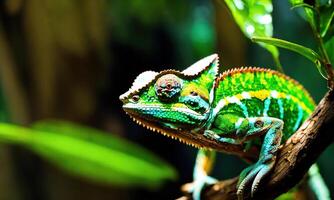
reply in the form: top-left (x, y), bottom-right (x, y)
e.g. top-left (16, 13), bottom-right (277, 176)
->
top-left (119, 54), bottom-right (328, 199)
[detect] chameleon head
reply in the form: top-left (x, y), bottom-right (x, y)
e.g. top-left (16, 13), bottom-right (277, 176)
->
top-left (119, 54), bottom-right (219, 144)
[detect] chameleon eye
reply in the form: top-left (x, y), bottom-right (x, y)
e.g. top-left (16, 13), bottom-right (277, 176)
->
top-left (131, 95), bottom-right (140, 103)
top-left (190, 91), bottom-right (198, 96)
top-left (155, 74), bottom-right (182, 102)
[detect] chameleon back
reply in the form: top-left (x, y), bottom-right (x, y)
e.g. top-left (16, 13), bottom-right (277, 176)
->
top-left (213, 67), bottom-right (315, 140)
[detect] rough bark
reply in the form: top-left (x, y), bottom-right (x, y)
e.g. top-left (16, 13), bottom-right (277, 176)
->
top-left (179, 90), bottom-right (334, 200)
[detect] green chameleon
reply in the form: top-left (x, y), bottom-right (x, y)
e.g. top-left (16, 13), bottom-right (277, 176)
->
top-left (119, 54), bottom-right (330, 200)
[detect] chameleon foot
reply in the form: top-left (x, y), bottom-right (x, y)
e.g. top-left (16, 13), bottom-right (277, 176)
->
top-left (187, 174), bottom-right (217, 200)
top-left (204, 130), bottom-right (238, 144)
top-left (236, 160), bottom-right (274, 200)
top-left (189, 149), bottom-right (217, 200)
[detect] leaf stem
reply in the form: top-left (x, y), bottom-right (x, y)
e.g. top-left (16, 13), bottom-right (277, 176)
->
top-left (318, 34), bottom-right (334, 89)
top-left (316, 33), bottom-right (331, 65)
top-left (309, 7), bottom-right (334, 89)
top-left (273, 55), bottom-right (284, 73)
top-left (290, 3), bottom-right (317, 12)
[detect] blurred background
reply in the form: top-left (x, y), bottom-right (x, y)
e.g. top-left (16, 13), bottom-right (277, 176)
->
top-left (0, 0), bottom-right (333, 199)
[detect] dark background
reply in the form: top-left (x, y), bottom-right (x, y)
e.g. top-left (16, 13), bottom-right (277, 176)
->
top-left (0, 0), bottom-right (332, 199)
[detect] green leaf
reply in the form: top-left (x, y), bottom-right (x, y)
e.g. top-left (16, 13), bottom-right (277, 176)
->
top-left (252, 36), bottom-right (327, 77)
top-left (223, 0), bottom-right (279, 62)
top-left (252, 36), bottom-right (321, 62)
top-left (318, 1), bottom-right (334, 37)
top-left (290, 1), bottom-right (317, 30)
top-left (0, 122), bottom-right (177, 188)
top-left (325, 36), bottom-right (334, 64)
top-left (290, 0), bottom-right (334, 37)
top-left (289, 0), bottom-right (304, 4)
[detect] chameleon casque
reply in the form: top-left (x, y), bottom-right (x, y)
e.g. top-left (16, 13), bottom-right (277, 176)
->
top-left (119, 54), bottom-right (329, 199)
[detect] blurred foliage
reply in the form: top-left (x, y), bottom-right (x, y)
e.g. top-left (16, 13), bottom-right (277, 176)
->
top-left (0, 121), bottom-right (177, 188)
top-left (107, 0), bottom-right (189, 44)
top-left (0, 87), bottom-right (8, 122)
top-left (190, 5), bottom-right (216, 57)
top-left (223, 0), bottom-right (281, 69)
top-left (276, 192), bottom-right (295, 200)
top-left (107, 0), bottom-right (216, 65)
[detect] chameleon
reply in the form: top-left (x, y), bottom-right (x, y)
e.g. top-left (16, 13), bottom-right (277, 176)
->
top-left (119, 54), bottom-right (330, 199)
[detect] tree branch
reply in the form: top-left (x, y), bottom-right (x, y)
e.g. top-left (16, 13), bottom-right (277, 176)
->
top-left (179, 90), bottom-right (334, 200)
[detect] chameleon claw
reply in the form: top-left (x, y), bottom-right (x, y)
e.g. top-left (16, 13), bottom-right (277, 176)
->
top-left (237, 165), bottom-right (253, 188)
top-left (204, 130), bottom-right (239, 144)
top-left (203, 130), bottom-right (220, 141)
top-left (251, 163), bottom-right (272, 195)
top-left (237, 165), bottom-right (261, 200)
top-left (236, 161), bottom-right (274, 199)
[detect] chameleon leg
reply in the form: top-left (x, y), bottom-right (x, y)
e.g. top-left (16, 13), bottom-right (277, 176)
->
top-left (237, 117), bottom-right (283, 199)
top-left (188, 149), bottom-right (217, 200)
top-left (307, 164), bottom-right (331, 200)
top-left (204, 114), bottom-right (283, 199)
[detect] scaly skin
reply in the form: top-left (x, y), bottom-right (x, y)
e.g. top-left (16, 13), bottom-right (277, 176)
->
top-left (119, 54), bottom-right (321, 200)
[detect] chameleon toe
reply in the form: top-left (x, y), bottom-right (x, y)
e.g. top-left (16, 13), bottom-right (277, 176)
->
top-left (251, 163), bottom-right (273, 196)
top-left (237, 165), bottom-right (253, 187)
top-left (237, 161), bottom-right (275, 199)
top-left (190, 175), bottom-right (217, 200)
top-left (237, 164), bottom-right (263, 199)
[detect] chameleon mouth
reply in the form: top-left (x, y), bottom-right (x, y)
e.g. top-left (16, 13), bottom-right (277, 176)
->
top-left (122, 104), bottom-right (206, 120)
top-left (123, 111), bottom-right (208, 149)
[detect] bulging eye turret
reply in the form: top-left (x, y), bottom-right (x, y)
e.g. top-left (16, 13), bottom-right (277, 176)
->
top-left (155, 74), bottom-right (182, 102)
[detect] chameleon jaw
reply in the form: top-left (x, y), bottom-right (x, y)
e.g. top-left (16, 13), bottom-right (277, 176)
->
top-left (125, 112), bottom-right (206, 149)
top-left (122, 103), bottom-right (212, 148)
